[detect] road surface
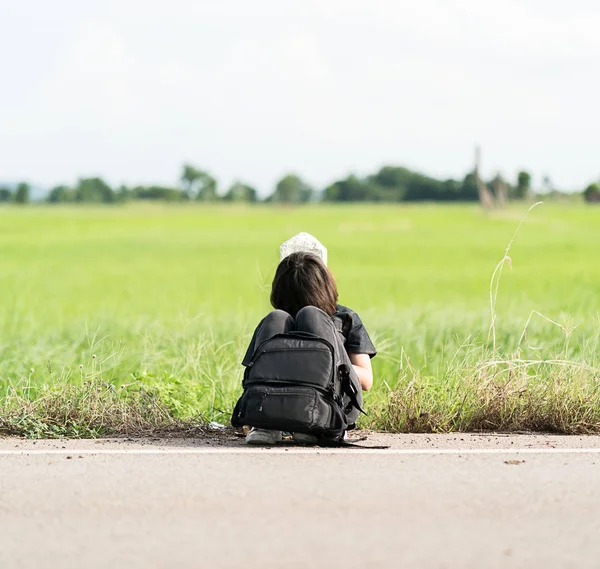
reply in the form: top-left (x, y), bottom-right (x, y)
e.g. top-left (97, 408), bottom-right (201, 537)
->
top-left (1, 433), bottom-right (599, 569)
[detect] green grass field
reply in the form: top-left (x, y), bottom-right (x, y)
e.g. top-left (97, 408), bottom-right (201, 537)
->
top-left (1, 203), bottom-right (599, 436)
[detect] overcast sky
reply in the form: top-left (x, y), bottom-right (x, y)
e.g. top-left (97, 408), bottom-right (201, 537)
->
top-left (1, 0), bottom-right (599, 194)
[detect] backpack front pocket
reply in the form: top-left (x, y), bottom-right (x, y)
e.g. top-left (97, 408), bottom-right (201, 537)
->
top-left (234, 385), bottom-right (340, 434)
top-left (246, 345), bottom-right (334, 391)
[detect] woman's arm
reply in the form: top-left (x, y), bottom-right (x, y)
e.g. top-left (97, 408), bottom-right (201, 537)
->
top-left (349, 353), bottom-right (373, 391)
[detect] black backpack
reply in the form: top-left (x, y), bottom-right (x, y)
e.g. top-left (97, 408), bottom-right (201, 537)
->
top-left (231, 332), bottom-right (365, 443)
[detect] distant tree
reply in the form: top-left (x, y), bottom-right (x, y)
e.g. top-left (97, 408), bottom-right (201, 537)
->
top-left (324, 175), bottom-right (372, 202)
top-left (180, 164), bottom-right (218, 200)
top-left (438, 179), bottom-right (462, 201)
top-left (14, 183), bottom-right (30, 204)
top-left (181, 164), bottom-right (202, 198)
top-left (459, 172), bottom-right (479, 201)
top-left (370, 166), bottom-right (445, 202)
top-left (583, 183), bottom-right (600, 203)
top-left (75, 178), bottom-right (115, 203)
top-left (270, 174), bottom-right (313, 203)
top-left (222, 182), bottom-right (257, 202)
top-left (369, 166), bottom-right (473, 202)
top-left (513, 171), bottom-right (531, 200)
top-left (322, 181), bottom-right (341, 202)
top-left (115, 185), bottom-right (134, 202)
top-left (195, 172), bottom-right (218, 201)
top-left (0, 187), bottom-right (12, 202)
top-left (403, 173), bottom-right (445, 201)
top-left (135, 186), bottom-right (187, 201)
top-left (48, 185), bottom-right (73, 203)
top-left (370, 166), bottom-right (411, 200)
top-left (324, 167), bottom-right (480, 203)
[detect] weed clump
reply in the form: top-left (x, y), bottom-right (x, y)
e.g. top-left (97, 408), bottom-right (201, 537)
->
top-left (0, 379), bottom-right (191, 438)
top-left (369, 357), bottom-right (600, 434)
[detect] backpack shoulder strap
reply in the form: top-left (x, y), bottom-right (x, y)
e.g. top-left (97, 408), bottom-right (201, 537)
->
top-left (317, 436), bottom-right (390, 450)
top-left (339, 364), bottom-right (366, 415)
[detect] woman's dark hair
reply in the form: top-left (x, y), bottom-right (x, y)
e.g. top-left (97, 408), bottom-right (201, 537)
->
top-left (270, 252), bottom-right (338, 318)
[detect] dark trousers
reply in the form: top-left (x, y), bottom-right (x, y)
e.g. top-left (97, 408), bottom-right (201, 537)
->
top-left (245, 306), bottom-right (362, 425)
top-left (253, 307), bottom-right (341, 349)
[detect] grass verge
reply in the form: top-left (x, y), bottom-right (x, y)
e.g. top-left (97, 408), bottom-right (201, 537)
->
top-left (3, 353), bottom-right (599, 438)
top-left (0, 379), bottom-right (204, 438)
top-left (366, 356), bottom-right (600, 434)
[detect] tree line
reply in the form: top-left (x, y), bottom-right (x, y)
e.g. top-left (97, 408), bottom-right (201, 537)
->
top-left (0, 163), bottom-right (594, 204)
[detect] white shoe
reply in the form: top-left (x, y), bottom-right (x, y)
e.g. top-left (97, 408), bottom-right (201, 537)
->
top-left (292, 433), bottom-right (319, 445)
top-left (245, 428), bottom-right (283, 445)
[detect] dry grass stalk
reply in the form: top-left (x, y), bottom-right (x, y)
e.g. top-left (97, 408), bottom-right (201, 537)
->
top-left (0, 379), bottom-right (202, 438)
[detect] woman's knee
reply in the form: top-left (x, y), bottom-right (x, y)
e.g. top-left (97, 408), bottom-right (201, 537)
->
top-left (296, 306), bottom-right (328, 320)
top-left (255, 309), bottom-right (294, 343)
top-left (263, 309), bottom-right (295, 327)
top-left (295, 305), bottom-right (335, 334)
top-left (267, 308), bottom-right (293, 318)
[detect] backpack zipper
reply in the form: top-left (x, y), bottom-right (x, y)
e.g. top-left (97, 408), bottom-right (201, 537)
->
top-left (250, 334), bottom-right (335, 362)
top-left (245, 334), bottom-right (338, 392)
top-left (246, 380), bottom-right (336, 399)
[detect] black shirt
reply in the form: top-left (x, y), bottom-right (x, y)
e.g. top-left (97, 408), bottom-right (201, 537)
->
top-left (332, 304), bottom-right (377, 358)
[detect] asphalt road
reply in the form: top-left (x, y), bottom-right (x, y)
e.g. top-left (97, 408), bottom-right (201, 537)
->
top-left (1, 434), bottom-right (599, 569)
